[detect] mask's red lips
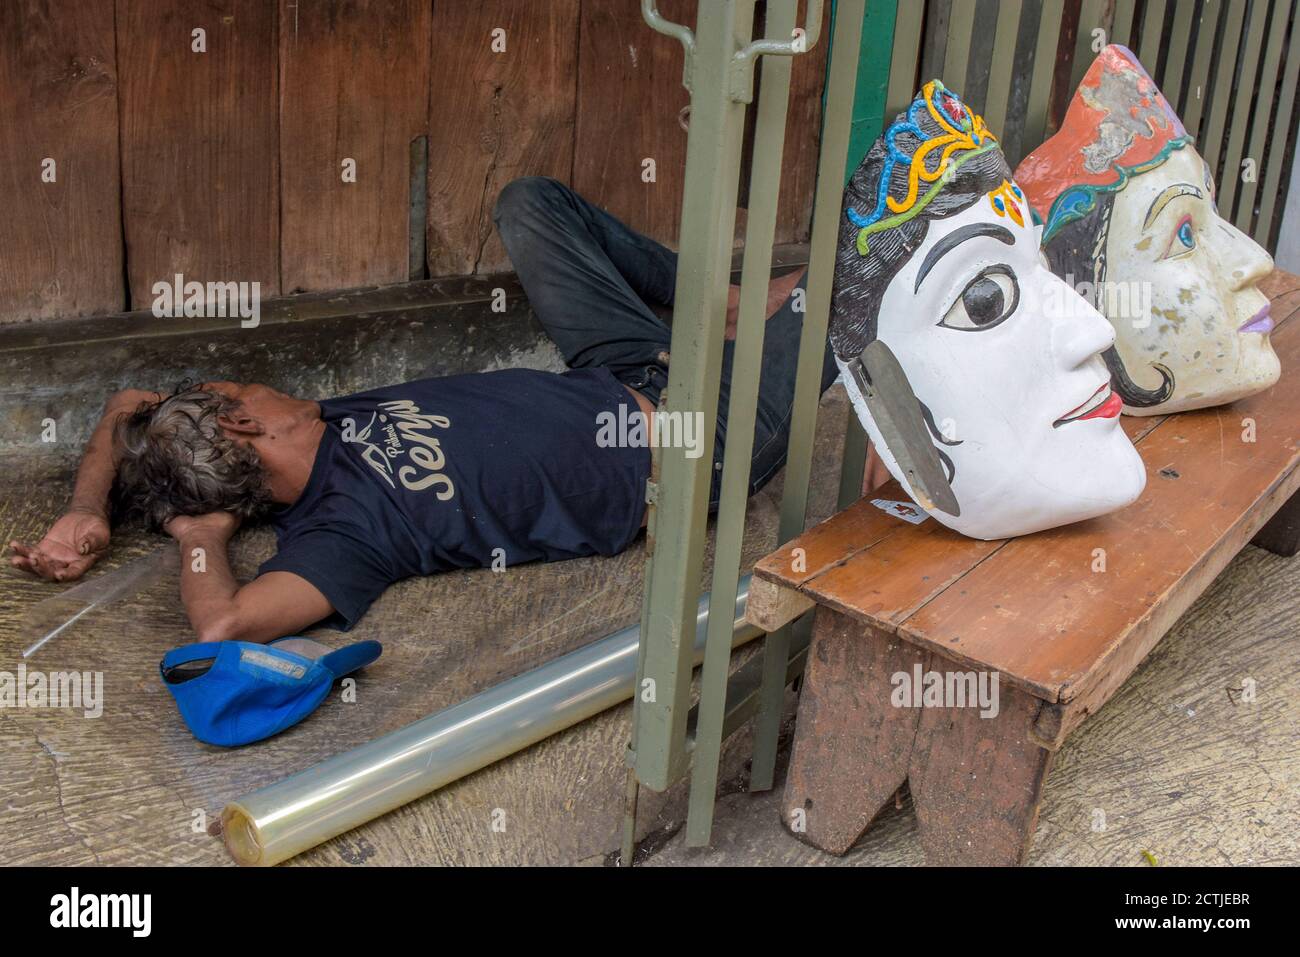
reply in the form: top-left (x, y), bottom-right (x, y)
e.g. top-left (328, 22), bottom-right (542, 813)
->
top-left (1053, 382), bottom-right (1122, 428)
top-left (1238, 304), bottom-right (1273, 334)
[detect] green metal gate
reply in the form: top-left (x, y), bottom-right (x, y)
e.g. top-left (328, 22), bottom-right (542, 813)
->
top-left (624, 0), bottom-right (1300, 860)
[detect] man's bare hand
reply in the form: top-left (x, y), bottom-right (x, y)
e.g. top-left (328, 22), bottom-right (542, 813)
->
top-left (164, 511), bottom-right (241, 543)
top-left (9, 508), bottom-right (111, 582)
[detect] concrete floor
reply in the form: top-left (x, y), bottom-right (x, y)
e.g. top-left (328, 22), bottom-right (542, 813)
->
top-left (0, 283), bottom-right (843, 866)
top-left (2, 282), bottom-right (1296, 867)
top-left (0, 409), bottom-right (840, 866)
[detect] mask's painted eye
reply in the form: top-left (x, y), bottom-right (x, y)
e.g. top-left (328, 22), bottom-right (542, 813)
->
top-left (939, 265), bottom-right (1020, 332)
top-left (1163, 214), bottom-right (1197, 259)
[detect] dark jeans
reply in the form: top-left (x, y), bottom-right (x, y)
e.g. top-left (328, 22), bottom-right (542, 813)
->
top-left (493, 176), bottom-right (837, 508)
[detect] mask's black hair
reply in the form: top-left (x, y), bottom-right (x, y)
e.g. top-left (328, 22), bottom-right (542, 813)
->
top-left (830, 85), bottom-right (1014, 360)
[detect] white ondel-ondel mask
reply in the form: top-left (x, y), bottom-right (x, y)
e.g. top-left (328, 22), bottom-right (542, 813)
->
top-left (1016, 45), bottom-right (1279, 416)
top-left (830, 80), bottom-right (1147, 540)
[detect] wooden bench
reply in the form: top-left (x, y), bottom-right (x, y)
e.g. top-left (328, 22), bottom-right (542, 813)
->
top-left (746, 270), bottom-right (1300, 865)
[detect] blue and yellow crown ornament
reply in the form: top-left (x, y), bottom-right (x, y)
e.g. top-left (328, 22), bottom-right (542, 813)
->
top-left (846, 81), bottom-right (999, 255)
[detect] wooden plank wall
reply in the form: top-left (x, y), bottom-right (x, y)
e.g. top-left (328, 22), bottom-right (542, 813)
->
top-left (0, 1), bottom-right (833, 326)
top-left (117, 0), bottom-right (281, 306)
top-left (4, 1), bottom-right (1298, 327)
top-left (280, 0), bottom-right (432, 293)
top-left (573, 0), bottom-right (695, 248)
top-left (777, 0), bottom-right (835, 245)
top-left (428, 0), bottom-right (579, 277)
top-left (0, 1), bottom-right (124, 322)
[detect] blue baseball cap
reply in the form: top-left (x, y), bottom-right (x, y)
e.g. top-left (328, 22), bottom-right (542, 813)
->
top-left (160, 636), bottom-right (382, 747)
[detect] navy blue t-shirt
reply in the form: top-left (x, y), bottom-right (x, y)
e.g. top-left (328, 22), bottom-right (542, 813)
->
top-left (259, 367), bottom-right (650, 629)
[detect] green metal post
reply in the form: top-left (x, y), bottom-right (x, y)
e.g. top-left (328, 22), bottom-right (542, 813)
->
top-left (685, 0), bottom-right (801, 847)
top-left (943, 0), bottom-right (978, 96)
top-left (981, 0), bottom-right (1024, 140)
top-left (847, 0), bottom-right (903, 166)
top-left (838, 0), bottom-right (901, 511)
top-left (1022, 0), bottom-right (1065, 157)
top-left (1138, 0), bottom-right (1167, 72)
top-left (1255, 2), bottom-right (1300, 244)
top-left (1071, 0), bottom-right (1107, 93)
top-left (1111, 0), bottom-right (1137, 47)
top-left (1201, 0), bottom-right (1246, 176)
top-left (1179, 0), bottom-right (1221, 137)
top-left (632, 0), bottom-right (759, 792)
top-left (1159, 0), bottom-right (1197, 108)
top-left (1233, 0), bottom-right (1291, 234)
top-left (1219, 0), bottom-right (1270, 219)
top-left (749, 0), bottom-right (866, 792)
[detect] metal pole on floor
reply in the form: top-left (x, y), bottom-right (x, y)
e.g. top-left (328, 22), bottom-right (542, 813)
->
top-left (220, 578), bottom-right (759, 867)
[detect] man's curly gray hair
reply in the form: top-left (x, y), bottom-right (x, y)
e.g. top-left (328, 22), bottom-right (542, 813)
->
top-left (112, 385), bottom-right (272, 530)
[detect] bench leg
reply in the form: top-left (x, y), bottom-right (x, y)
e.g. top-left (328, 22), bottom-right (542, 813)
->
top-left (1252, 488), bottom-right (1300, 557)
top-left (907, 669), bottom-right (1055, 866)
top-left (781, 607), bottom-right (1055, 864)
top-left (781, 611), bottom-right (921, 854)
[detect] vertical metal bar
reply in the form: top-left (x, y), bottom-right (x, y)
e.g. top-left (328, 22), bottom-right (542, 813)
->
top-left (1202, 0), bottom-right (1247, 175)
top-left (1112, 0), bottom-right (1138, 45)
top-left (837, 420), bottom-right (870, 508)
top-left (999, 0), bottom-right (1043, 162)
top-left (749, 0), bottom-right (865, 792)
top-left (1234, 0), bottom-right (1291, 232)
top-left (1255, 1), bottom-right (1300, 243)
top-left (1072, 0), bottom-right (1108, 92)
top-left (944, 0), bottom-right (978, 95)
top-left (1219, 0), bottom-right (1270, 218)
top-left (623, 395), bottom-right (664, 864)
top-left (845, 0), bottom-right (903, 164)
top-left (1276, 139), bottom-right (1300, 265)
top-left (886, 0), bottom-right (926, 113)
top-left (1181, 0), bottom-right (1222, 137)
top-left (962, 0), bottom-right (1003, 114)
top-left (922, 0), bottom-right (955, 84)
top-left (619, 767), bottom-right (640, 865)
top-left (1022, 0), bottom-right (1066, 159)
top-left (982, 0), bottom-right (1025, 139)
top-left (838, 0), bottom-right (902, 510)
top-left (685, 0), bottom-right (800, 848)
top-left (632, 0), bottom-right (758, 792)
top-left (1159, 0), bottom-right (1198, 107)
top-left (1139, 0), bottom-right (1168, 70)
top-left (1047, 0), bottom-right (1085, 140)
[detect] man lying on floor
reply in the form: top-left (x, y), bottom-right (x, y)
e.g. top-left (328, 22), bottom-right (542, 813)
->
top-left (10, 177), bottom-right (836, 642)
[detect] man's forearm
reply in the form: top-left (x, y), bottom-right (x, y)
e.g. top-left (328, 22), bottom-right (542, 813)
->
top-left (69, 389), bottom-right (156, 517)
top-left (177, 529), bottom-right (242, 643)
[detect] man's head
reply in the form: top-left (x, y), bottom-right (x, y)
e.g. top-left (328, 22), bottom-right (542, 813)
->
top-left (113, 383), bottom-right (273, 530)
